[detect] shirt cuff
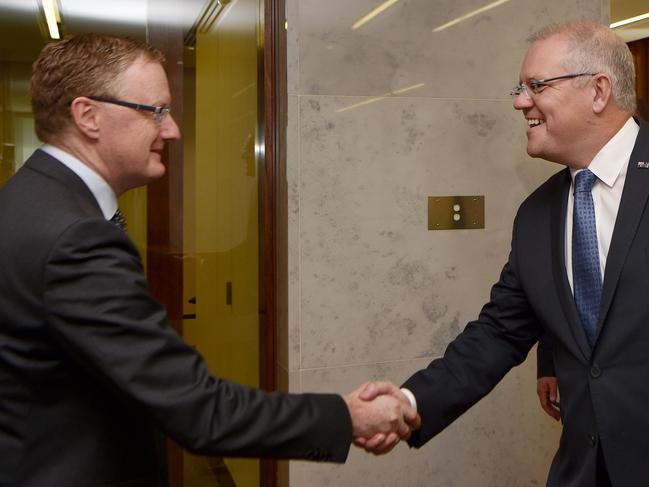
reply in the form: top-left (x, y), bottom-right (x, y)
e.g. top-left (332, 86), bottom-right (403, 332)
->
top-left (400, 388), bottom-right (417, 411)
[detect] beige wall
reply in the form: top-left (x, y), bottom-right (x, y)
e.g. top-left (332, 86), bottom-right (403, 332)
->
top-left (281, 0), bottom-right (609, 485)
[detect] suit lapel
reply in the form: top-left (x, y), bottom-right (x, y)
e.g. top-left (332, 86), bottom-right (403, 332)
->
top-left (597, 119), bottom-right (649, 336)
top-left (550, 168), bottom-right (592, 360)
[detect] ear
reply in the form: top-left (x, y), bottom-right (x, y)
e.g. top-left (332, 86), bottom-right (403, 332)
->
top-left (591, 74), bottom-right (613, 114)
top-left (69, 97), bottom-right (100, 139)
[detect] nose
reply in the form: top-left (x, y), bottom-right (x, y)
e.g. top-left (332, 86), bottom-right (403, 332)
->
top-left (513, 91), bottom-right (533, 110)
top-left (161, 114), bottom-right (181, 140)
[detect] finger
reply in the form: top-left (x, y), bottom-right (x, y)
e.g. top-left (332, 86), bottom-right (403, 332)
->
top-left (538, 384), bottom-right (549, 406)
top-left (396, 416), bottom-right (411, 440)
top-left (363, 433), bottom-right (387, 450)
top-left (365, 433), bottom-right (399, 455)
top-left (372, 380), bottom-right (399, 396)
top-left (549, 381), bottom-right (558, 404)
top-left (400, 409), bottom-right (419, 437)
top-left (353, 436), bottom-right (367, 447)
top-left (541, 402), bottom-right (561, 421)
top-left (358, 381), bottom-right (379, 401)
top-left (372, 432), bottom-right (400, 455)
top-left (410, 413), bottom-right (422, 430)
top-left (402, 405), bottom-right (420, 425)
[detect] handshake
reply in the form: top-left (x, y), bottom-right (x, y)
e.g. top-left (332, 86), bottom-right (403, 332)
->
top-left (343, 381), bottom-right (421, 455)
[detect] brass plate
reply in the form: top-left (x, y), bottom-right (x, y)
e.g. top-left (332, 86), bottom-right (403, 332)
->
top-left (428, 196), bottom-right (485, 230)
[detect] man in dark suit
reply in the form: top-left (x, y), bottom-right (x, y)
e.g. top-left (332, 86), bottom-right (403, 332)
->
top-left (359, 21), bottom-right (644, 486)
top-left (0, 34), bottom-right (419, 487)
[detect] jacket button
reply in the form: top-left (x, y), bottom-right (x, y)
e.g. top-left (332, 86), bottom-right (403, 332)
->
top-left (590, 365), bottom-right (601, 378)
top-left (589, 435), bottom-right (597, 447)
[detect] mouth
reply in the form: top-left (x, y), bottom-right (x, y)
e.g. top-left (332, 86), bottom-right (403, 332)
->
top-left (527, 118), bottom-right (545, 128)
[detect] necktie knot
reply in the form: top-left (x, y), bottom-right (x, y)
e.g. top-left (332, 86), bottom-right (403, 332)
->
top-left (574, 169), bottom-right (598, 194)
top-left (110, 209), bottom-right (127, 232)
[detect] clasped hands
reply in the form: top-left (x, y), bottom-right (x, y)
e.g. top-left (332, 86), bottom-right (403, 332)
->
top-left (344, 381), bottom-right (421, 455)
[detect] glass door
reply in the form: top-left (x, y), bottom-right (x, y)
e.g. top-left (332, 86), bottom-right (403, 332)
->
top-left (182, 0), bottom-right (262, 486)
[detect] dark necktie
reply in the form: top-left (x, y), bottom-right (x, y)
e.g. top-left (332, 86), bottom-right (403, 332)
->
top-left (110, 208), bottom-right (127, 232)
top-left (572, 169), bottom-right (601, 346)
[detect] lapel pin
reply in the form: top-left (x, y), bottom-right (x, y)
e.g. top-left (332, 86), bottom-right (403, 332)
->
top-left (637, 161), bottom-right (649, 169)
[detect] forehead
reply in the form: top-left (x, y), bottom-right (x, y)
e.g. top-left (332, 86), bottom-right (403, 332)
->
top-left (520, 35), bottom-right (570, 78)
top-left (116, 57), bottom-right (171, 102)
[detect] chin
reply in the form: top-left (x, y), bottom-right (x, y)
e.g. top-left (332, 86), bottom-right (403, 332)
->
top-left (147, 159), bottom-right (167, 178)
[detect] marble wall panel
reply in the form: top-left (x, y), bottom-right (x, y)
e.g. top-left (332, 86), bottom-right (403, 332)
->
top-left (288, 357), bottom-right (560, 486)
top-left (298, 95), bottom-right (558, 369)
top-left (296, 0), bottom-right (607, 98)
top-left (282, 94), bottom-right (301, 371)
top-left (286, 0), bottom-right (299, 95)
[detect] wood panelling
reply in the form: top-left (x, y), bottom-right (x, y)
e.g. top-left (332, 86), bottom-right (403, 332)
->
top-left (629, 37), bottom-right (649, 119)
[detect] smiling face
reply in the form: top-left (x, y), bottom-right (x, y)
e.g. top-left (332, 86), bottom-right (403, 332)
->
top-left (95, 57), bottom-right (181, 194)
top-left (513, 35), bottom-right (595, 167)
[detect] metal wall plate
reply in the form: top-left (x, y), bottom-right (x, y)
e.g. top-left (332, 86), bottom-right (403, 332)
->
top-left (428, 196), bottom-right (485, 230)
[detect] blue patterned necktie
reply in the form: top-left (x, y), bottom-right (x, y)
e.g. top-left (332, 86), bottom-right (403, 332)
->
top-left (572, 169), bottom-right (601, 346)
top-left (110, 209), bottom-right (127, 232)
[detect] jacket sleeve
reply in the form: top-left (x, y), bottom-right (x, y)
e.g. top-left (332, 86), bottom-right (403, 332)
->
top-left (402, 214), bottom-right (542, 447)
top-left (536, 333), bottom-right (556, 378)
top-left (42, 218), bottom-right (352, 462)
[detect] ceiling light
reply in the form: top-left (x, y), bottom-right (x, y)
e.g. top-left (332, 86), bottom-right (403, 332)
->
top-left (352, 0), bottom-right (399, 30)
top-left (42, 0), bottom-right (61, 39)
top-left (433, 0), bottom-right (510, 33)
top-left (610, 12), bottom-right (649, 29)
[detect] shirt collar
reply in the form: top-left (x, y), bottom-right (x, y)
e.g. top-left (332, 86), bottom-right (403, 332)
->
top-left (570, 117), bottom-right (639, 187)
top-left (40, 144), bottom-right (117, 220)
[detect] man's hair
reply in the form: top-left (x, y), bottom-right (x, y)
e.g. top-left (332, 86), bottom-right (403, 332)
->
top-left (529, 21), bottom-right (636, 112)
top-left (30, 34), bottom-right (165, 142)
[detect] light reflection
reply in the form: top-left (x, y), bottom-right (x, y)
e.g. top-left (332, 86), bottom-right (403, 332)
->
top-left (42, 0), bottom-right (61, 39)
top-left (432, 0), bottom-right (510, 33)
top-left (610, 12), bottom-right (649, 29)
top-left (352, 0), bottom-right (399, 30)
top-left (336, 82), bottom-right (425, 113)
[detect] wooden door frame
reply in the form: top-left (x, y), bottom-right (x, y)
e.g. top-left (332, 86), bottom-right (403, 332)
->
top-left (629, 37), bottom-right (649, 119)
top-left (260, 0), bottom-right (287, 484)
top-left (147, 0), bottom-right (287, 485)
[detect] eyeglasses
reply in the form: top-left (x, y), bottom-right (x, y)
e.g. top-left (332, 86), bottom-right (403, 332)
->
top-left (510, 73), bottom-right (596, 99)
top-left (88, 95), bottom-right (171, 122)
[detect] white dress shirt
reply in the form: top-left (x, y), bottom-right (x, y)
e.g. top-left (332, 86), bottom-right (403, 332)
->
top-left (40, 144), bottom-right (118, 220)
top-left (565, 117), bottom-right (639, 291)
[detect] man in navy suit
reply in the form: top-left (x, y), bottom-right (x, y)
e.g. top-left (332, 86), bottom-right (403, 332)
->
top-left (0, 34), bottom-right (418, 487)
top-left (361, 21), bottom-right (645, 487)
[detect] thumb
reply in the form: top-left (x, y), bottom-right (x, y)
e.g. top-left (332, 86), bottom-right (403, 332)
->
top-left (402, 403), bottom-right (419, 423)
top-left (358, 380), bottom-right (398, 401)
top-left (358, 382), bottom-right (379, 401)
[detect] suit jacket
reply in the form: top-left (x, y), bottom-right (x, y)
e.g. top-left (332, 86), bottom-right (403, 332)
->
top-left (403, 118), bottom-right (649, 486)
top-left (0, 150), bottom-right (352, 487)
